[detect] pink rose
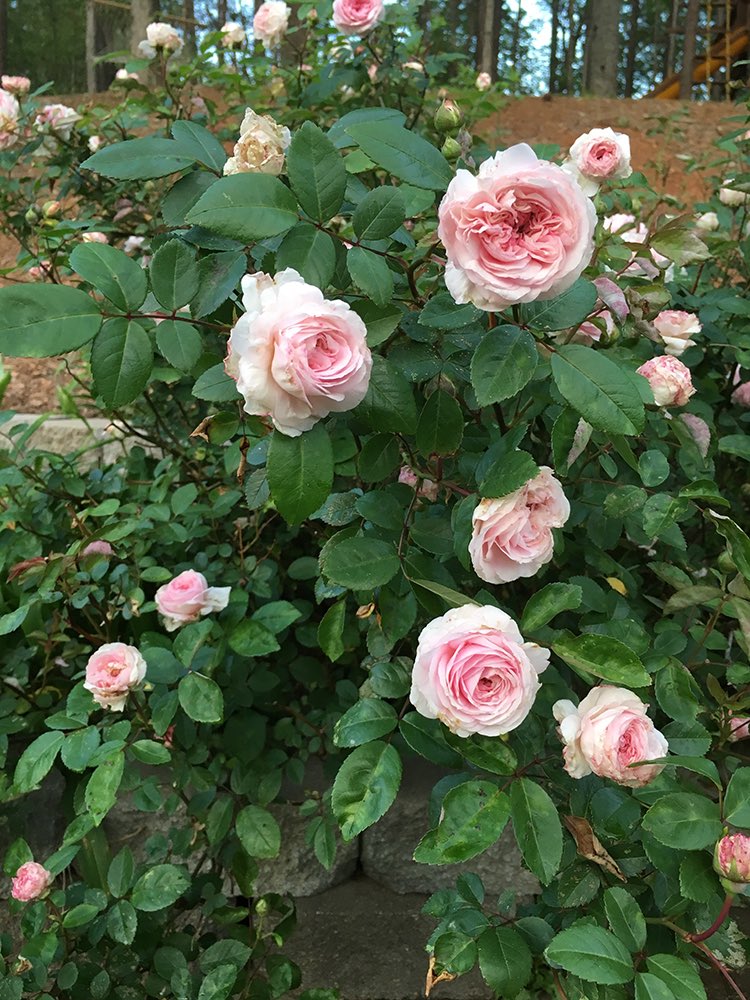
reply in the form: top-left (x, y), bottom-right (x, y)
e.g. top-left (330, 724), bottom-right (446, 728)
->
top-left (438, 143), bottom-right (596, 311)
top-left (475, 71), bottom-right (492, 91)
top-left (82, 540), bottom-right (114, 558)
top-left (155, 569), bottom-right (231, 632)
top-left (81, 231), bottom-right (109, 244)
top-left (410, 604), bottom-right (549, 737)
top-left (715, 833), bottom-right (750, 884)
top-left (398, 466), bottom-right (438, 502)
top-left (333, 0), bottom-right (384, 35)
top-left (732, 382), bottom-right (750, 408)
top-left (11, 861), bottom-right (52, 902)
top-left (469, 467), bottom-right (569, 585)
top-left (553, 686), bottom-right (668, 787)
top-left (34, 103), bottom-right (81, 140)
top-left (84, 642), bottom-right (147, 711)
top-left (652, 309), bottom-right (701, 356)
top-left (27, 261), bottom-right (52, 280)
top-left (0, 89), bottom-right (19, 150)
top-left (2, 75), bottom-right (30, 96)
top-left (138, 21), bottom-right (183, 58)
top-left (564, 127), bottom-right (632, 197)
top-left (729, 715), bottom-right (750, 742)
top-left (679, 413), bottom-right (710, 459)
top-left (637, 355), bottom-right (695, 407)
top-left (253, 1), bottom-right (290, 47)
top-left (225, 269), bottom-right (372, 437)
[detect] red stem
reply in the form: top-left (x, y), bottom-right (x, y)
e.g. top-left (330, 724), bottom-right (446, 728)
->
top-left (687, 893), bottom-right (734, 943)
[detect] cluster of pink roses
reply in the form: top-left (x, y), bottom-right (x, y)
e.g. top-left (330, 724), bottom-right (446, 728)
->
top-left (252, 0), bottom-right (384, 46)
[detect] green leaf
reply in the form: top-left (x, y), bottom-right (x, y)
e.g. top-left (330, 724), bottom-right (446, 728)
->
top-left (318, 601), bottom-right (346, 662)
top-left (416, 389), bottom-right (464, 456)
top-left (63, 903), bottom-right (101, 929)
top-left (228, 619), bottom-right (280, 657)
top-left (355, 356), bottom-right (418, 434)
top-left (198, 965), bottom-right (238, 1000)
top-left (551, 345), bottom-right (645, 436)
top-left (131, 863), bottom-right (190, 911)
top-left (604, 485), bottom-right (648, 517)
top-left (509, 778), bottom-right (562, 885)
top-left (545, 925), bottom-right (634, 985)
top-left (163, 171), bottom-right (216, 227)
top-left (0, 604), bottom-right (31, 636)
top-left (107, 899), bottom-right (137, 945)
top-left (413, 780), bottom-right (510, 864)
top-left (287, 121), bottom-right (346, 222)
top-left (334, 699), bottom-right (398, 747)
top-left (553, 634), bottom-right (651, 687)
top-left (190, 250), bottom-right (246, 319)
top-left (130, 739), bottom-right (171, 765)
top-left (85, 752), bottom-right (124, 824)
top-left (149, 239), bottom-right (199, 311)
top-left (345, 121), bottom-right (453, 190)
top-left (642, 793), bottom-right (722, 849)
top-left (353, 300), bottom-right (402, 346)
top-left (236, 805), bottom-right (281, 859)
top-left (471, 326), bottom-right (538, 405)
top-left (323, 537), bottom-right (400, 589)
top-left (434, 932), bottom-right (477, 976)
top-left (718, 434), bottom-right (750, 462)
top-left (82, 136), bottom-right (197, 179)
top-left (186, 173), bottom-right (298, 241)
top-left (480, 450), bottom-right (539, 499)
top-left (645, 955), bottom-right (706, 1000)
top-left (679, 852), bottom-right (720, 903)
top-left (171, 120), bottom-right (226, 172)
top-left (14, 731), bottom-right (64, 792)
top-left (71, 243), bottom-right (148, 311)
top-left (521, 583), bottom-right (583, 632)
top-left (398, 712), bottom-right (463, 767)
top-left (353, 186), bottom-right (406, 239)
top-left (443, 730), bottom-right (518, 775)
top-left (522, 278), bottom-right (598, 330)
top-left (478, 927), bottom-right (533, 998)
top-left (706, 511), bottom-right (750, 586)
top-left (178, 673), bottom-right (224, 723)
top-left (267, 424), bottom-right (334, 525)
top-left (0, 285), bottom-right (102, 357)
top-left (419, 293), bottom-right (480, 330)
top-left (107, 847), bottom-right (135, 897)
top-left (358, 433), bottom-right (401, 481)
top-left (331, 741), bottom-right (402, 840)
top-left (192, 363), bottom-right (238, 402)
top-left (635, 972), bottom-right (677, 1000)
top-left (61, 727), bottom-right (100, 772)
top-left (724, 767), bottom-right (750, 827)
top-left (91, 318), bottom-right (153, 407)
top-left (651, 219), bottom-right (710, 266)
top-left (654, 662), bottom-right (701, 722)
top-left (156, 320), bottom-right (202, 373)
top-left (603, 887), bottom-right (647, 953)
top-left (408, 578), bottom-right (478, 609)
top-left (276, 223), bottom-right (336, 288)
top-left (347, 246), bottom-right (393, 306)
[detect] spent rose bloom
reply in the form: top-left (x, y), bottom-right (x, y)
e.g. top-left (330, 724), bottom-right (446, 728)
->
top-left (564, 127), bottom-right (632, 197)
top-left (27, 260), bottom-right (52, 280)
top-left (679, 413), bottom-right (710, 459)
top-left (88, 134), bottom-right (103, 153)
top-left (438, 143), bottom-right (596, 311)
top-left (333, 0), bottom-right (384, 34)
top-left (553, 686), bottom-right (668, 787)
top-left (410, 604), bottom-right (549, 737)
top-left (696, 211), bottom-right (719, 231)
top-left (652, 309), bottom-right (701, 356)
top-left (728, 715), bottom-right (750, 742)
top-left (226, 269), bottom-right (372, 437)
top-left (0, 89), bottom-right (20, 150)
top-left (84, 642), bottom-right (147, 711)
top-left (155, 570), bottom-right (231, 632)
top-left (253, 1), bottom-right (290, 47)
top-left (82, 540), bottom-right (114, 558)
top-left (221, 21), bottom-right (246, 46)
top-left (398, 466), bottom-right (439, 502)
top-left (475, 71), bottom-right (492, 91)
top-left (223, 108), bottom-right (291, 176)
top-left (469, 467), bottom-right (570, 585)
top-left (122, 235), bottom-right (146, 255)
top-left (138, 22), bottom-right (183, 58)
top-left (637, 355), bottom-right (695, 407)
top-left (35, 103), bottom-right (81, 140)
top-left (731, 382), bottom-right (750, 408)
top-left (82, 231), bottom-right (109, 244)
top-left (11, 862), bottom-right (52, 902)
top-left (715, 834), bottom-right (750, 885)
top-left (1, 75), bottom-right (30, 96)
top-left (115, 68), bottom-right (139, 82)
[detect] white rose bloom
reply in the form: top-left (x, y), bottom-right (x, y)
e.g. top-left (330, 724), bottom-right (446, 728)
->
top-left (0, 90), bottom-right (20, 150)
top-left (223, 108), bottom-right (291, 176)
top-left (221, 21), bottom-right (246, 46)
top-left (138, 22), bottom-right (183, 58)
top-left (696, 211), bottom-right (719, 231)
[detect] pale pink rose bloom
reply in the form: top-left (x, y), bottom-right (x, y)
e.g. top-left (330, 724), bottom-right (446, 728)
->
top-left (0, 89), bottom-right (20, 150)
top-left (333, 0), bottom-right (384, 35)
top-left (84, 642), bottom-right (147, 711)
top-left (469, 466), bottom-right (570, 585)
top-left (637, 355), bottom-right (695, 407)
top-left (652, 309), bottom-right (701, 356)
top-left (715, 833), bottom-right (750, 884)
top-left (398, 466), bottom-right (438, 502)
top-left (553, 686), bottom-right (668, 787)
top-left (11, 862), bottom-right (52, 902)
top-left (138, 22), bottom-right (183, 58)
top-left (223, 108), bottom-right (291, 176)
top-left (27, 261), bottom-right (52, 280)
top-left (475, 71), bottom-right (492, 91)
top-left (696, 211), bottom-right (719, 232)
top-left (190, 96), bottom-right (208, 116)
top-left (82, 540), bottom-right (114, 558)
top-left (564, 127), bottom-right (632, 197)
top-left (122, 235), bottom-right (146, 255)
top-left (34, 103), bottom-right (81, 140)
top-left (253, 1), bottom-right (290, 47)
top-left (155, 570), bottom-right (230, 632)
top-left (679, 413), bottom-right (710, 459)
top-left (438, 143), bottom-right (596, 312)
top-left (221, 21), bottom-right (246, 46)
top-left (81, 231), bottom-right (109, 244)
top-left (731, 382), bottom-right (750, 408)
top-left (226, 269), bottom-right (372, 437)
top-left (1, 75), bottom-right (30, 96)
top-left (729, 715), bottom-right (750, 742)
top-left (114, 69), bottom-right (139, 82)
top-left (88, 135), bottom-right (103, 153)
top-left (410, 604), bottom-right (549, 737)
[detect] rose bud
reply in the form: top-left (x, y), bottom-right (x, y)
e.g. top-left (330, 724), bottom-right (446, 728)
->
top-left (11, 862), bottom-right (52, 902)
top-left (441, 136), bottom-right (462, 162)
top-left (42, 200), bottom-right (61, 219)
top-left (434, 99), bottom-right (463, 134)
top-left (636, 355), bottom-right (695, 407)
top-left (715, 833), bottom-right (750, 886)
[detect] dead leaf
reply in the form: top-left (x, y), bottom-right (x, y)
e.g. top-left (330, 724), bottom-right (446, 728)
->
top-left (564, 814), bottom-right (627, 882)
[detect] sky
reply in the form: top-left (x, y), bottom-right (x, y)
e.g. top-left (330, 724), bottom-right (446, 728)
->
top-left (523, 0), bottom-right (552, 49)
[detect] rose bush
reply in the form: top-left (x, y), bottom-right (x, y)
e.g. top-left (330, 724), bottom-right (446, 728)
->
top-left (1, 11), bottom-right (750, 1000)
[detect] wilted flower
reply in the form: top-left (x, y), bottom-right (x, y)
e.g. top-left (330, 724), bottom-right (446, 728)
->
top-left (223, 108), bottom-right (291, 176)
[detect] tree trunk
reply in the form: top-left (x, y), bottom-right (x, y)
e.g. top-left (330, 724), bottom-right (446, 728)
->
top-left (564, 0), bottom-right (584, 93)
top-left (0, 0), bottom-right (7, 77)
top-left (549, 0), bottom-right (560, 92)
top-left (85, 0), bottom-right (96, 93)
top-left (510, 0), bottom-right (522, 69)
top-left (665, 0), bottom-right (680, 79)
top-left (679, 0), bottom-right (700, 99)
top-left (583, 0), bottom-right (621, 96)
top-left (183, 0), bottom-right (196, 56)
top-left (216, 0), bottom-right (228, 63)
top-left (623, 0), bottom-right (640, 97)
top-left (476, 0), bottom-right (498, 78)
top-left (130, 0), bottom-right (154, 57)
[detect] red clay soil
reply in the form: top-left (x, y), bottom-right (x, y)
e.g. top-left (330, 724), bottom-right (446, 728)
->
top-left (1, 94), bottom-right (744, 413)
